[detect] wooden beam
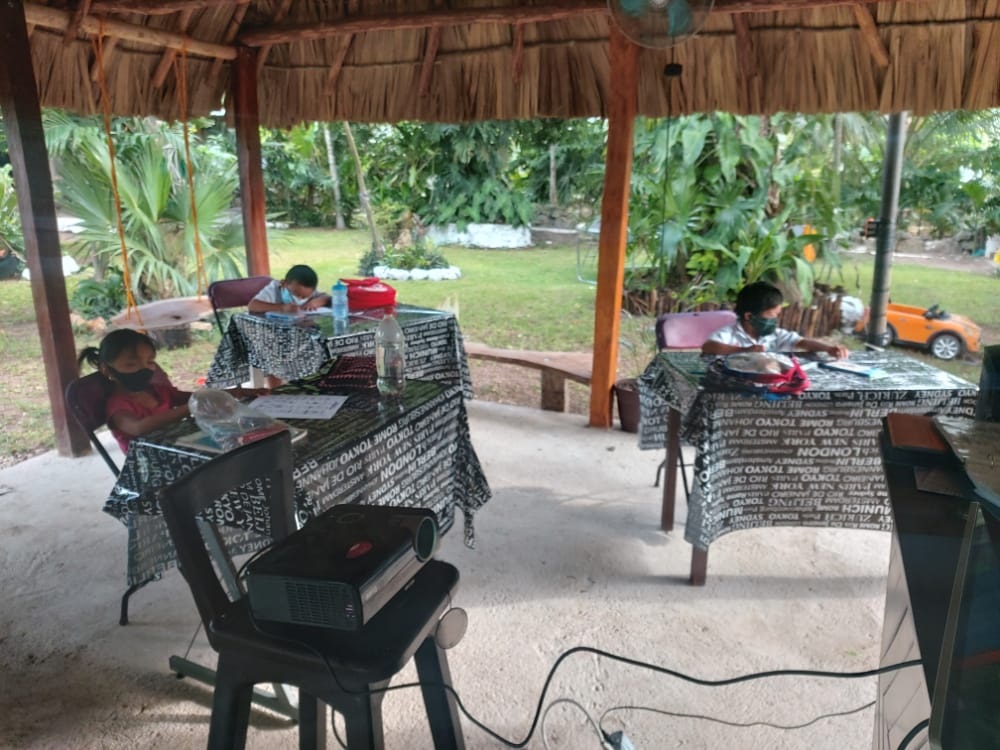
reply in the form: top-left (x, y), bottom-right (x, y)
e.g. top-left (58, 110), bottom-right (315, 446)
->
top-left (151, 8), bottom-right (193, 89)
top-left (241, 2), bottom-right (606, 46)
top-left (589, 26), bottom-right (637, 430)
top-left (0, 0), bottom-right (90, 457)
top-left (852, 2), bottom-right (890, 68)
top-left (231, 46), bottom-right (270, 278)
top-left (419, 27), bottom-right (442, 96)
top-left (90, 0), bottom-right (247, 15)
top-left (63, 0), bottom-right (92, 45)
top-left (512, 22), bottom-right (525, 85)
top-left (239, 0), bottom-right (925, 47)
top-left (731, 14), bottom-right (761, 111)
top-left (324, 36), bottom-right (354, 96)
top-left (721, 0), bottom-right (919, 12)
top-left (24, 2), bottom-right (236, 60)
top-left (255, 0), bottom-right (293, 75)
top-left (207, 3), bottom-right (247, 81)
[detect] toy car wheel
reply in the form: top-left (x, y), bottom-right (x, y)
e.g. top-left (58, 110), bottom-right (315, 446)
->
top-left (929, 333), bottom-right (963, 360)
top-left (885, 324), bottom-right (896, 346)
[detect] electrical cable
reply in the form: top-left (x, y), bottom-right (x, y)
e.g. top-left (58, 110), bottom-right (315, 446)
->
top-left (330, 710), bottom-right (347, 750)
top-left (896, 718), bottom-right (930, 750)
top-left (246, 612), bottom-right (923, 750)
top-left (599, 699), bottom-right (875, 735)
top-left (540, 698), bottom-right (605, 750)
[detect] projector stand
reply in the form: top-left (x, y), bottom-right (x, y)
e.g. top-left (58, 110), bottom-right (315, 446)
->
top-left (170, 521), bottom-right (299, 721)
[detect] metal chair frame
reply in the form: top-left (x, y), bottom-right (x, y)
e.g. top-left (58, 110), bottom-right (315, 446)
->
top-left (652, 310), bottom-right (738, 497)
top-left (207, 276), bottom-right (272, 335)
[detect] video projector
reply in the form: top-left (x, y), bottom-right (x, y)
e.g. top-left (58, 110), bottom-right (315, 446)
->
top-left (245, 504), bottom-right (439, 631)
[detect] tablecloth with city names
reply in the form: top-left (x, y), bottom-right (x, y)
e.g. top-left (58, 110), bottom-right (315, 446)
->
top-left (206, 305), bottom-right (472, 398)
top-left (638, 351), bottom-right (978, 549)
top-left (104, 380), bottom-right (491, 585)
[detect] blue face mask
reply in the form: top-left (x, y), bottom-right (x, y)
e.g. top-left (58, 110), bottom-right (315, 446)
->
top-left (280, 287), bottom-right (295, 305)
top-left (750, 315), bottom-right (778, 338)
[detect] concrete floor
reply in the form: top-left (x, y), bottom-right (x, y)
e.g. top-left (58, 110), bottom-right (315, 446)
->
top-left (0, 400), bottom-right (891, 749)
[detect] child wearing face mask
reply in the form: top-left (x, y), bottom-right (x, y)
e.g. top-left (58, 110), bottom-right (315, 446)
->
top-left (77, 329), bottom-right (192, 453)
top-left (701, 281), bottom-right (849, 359)
top-left (248, 264), bottom-right (331, 314)
top-left (78, 329), bottom-right (265, 453)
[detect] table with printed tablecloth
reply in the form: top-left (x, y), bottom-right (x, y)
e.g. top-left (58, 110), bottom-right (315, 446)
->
top-left (104, 380), bottom-right (491, 587)
top-left (205, 304), bottom-right (472, 397)
top-left (638, 351), bottom-right (978, 584)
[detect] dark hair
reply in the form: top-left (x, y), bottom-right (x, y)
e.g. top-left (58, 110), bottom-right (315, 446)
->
top-left (284, 264), bottom-right (318, 289)
top-left (77, 329), bottom-right (157, 371)
top-left (735, 281), bottom-right (783, 317)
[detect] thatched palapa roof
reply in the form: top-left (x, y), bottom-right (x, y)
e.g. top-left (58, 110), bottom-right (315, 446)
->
top-left (21, 0), bottom-right (1000, 128)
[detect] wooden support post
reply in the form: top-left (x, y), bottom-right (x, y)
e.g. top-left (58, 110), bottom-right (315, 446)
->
top-left (588, 26), bottom-right (637, 428)
top-left (540, 371), bottom-right (568, 412)
top-left (0, 0), bottom-right (90, 457)
top-left (231, 45), bottom-right (270, 277)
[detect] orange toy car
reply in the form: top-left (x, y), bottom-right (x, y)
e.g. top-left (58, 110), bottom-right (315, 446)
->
top-left (856, 303), bottom-right (981, 360)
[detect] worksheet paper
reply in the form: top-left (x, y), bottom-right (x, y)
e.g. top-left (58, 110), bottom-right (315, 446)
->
top-left (248, 394), bottom-right (348, 420)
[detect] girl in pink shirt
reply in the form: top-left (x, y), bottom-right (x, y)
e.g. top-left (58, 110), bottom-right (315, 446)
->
top-left (77, 330), bottom-right (192, 453)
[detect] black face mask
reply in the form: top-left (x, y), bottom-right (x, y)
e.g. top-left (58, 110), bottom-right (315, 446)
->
top-left (108, 366), bottom-right (155, 392)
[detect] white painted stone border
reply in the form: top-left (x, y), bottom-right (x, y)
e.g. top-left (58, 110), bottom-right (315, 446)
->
top-left (427, 223), bottom-right (532, 249)
top-left (372, 264), bottom-right (462, 281)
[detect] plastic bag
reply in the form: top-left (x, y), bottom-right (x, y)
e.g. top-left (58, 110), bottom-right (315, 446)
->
top-left (714, 353), bottom-right (811, 396)
top-left (189, 388), bottom-right (288, 452)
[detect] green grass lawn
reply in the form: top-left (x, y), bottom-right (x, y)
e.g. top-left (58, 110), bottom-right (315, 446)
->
top-left (270, 228), bottom-right (598, 350)
top-left (1, 228), bottom-right (996, 461)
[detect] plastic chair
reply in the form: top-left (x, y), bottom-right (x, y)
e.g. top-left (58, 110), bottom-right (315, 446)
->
top-left (208, 276), bottom-right (272, 335)
top-left (655, 309), bottom-right (738, 351)
top-left (159, 432), bottom-right (465, 750)
top-left (65, 372), bottom-right (120, 477)
top-left (653, 310), bottom-right (737, 496)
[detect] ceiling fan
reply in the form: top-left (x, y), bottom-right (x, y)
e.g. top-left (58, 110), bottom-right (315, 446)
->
top-left (608, 0), bottom-right (714, 49)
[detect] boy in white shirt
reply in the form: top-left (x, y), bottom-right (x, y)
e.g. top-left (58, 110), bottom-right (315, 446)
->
top-left (248, 264), bottom-right (330, 314)
top-left (702, 281), bottom-right (849, 358)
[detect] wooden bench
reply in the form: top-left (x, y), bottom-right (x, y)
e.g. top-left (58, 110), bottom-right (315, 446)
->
top-left (463, 342), bottom-right (593, 412)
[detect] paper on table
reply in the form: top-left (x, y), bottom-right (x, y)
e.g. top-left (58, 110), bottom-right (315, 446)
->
top-left (248, 394), bottom-right (348, 420)
top-left (304, 306), bottom-right (333, 315)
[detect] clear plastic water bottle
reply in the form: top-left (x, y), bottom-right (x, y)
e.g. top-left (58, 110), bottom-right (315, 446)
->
top-left (331, 281), bottom-right (349, 323)
top-left (375, 311), bottom-right (406, 397)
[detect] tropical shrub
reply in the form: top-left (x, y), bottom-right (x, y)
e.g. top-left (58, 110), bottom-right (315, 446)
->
top-left (70, 267), bottom-right (127, 321)
top-left (623, 113), bottom-right (855, 313)
top-left (366, 122), bottom-right (535, 228)
top-left (0, 164), bottom-right (23, 253)
top-left (47, 113), bottom-right (245, 301)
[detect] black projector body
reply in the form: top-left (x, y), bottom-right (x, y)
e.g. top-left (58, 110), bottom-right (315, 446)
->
top-left (245, 504), bottom-right (439, 631)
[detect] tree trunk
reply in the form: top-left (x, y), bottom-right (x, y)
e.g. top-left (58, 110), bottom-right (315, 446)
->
top-left (323, 123), bottom-right (346, 230)
top-left (548, 143), bottom-right (558, 207)
top-left (343, 121), bottom-right (382, 256)
top-left (832, 113), bottom-right (843, 205)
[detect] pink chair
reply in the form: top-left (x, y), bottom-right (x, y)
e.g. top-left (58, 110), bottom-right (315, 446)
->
top-left (653, 309), bottom-right (737, 496)
top-left (207, 276), bottom-right (272, 335)
top-left (655, 309), bottom-right (737, 350)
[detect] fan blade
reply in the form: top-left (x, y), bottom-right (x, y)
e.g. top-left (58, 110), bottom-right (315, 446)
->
top-left (669, 0), bottom-right (693, 36)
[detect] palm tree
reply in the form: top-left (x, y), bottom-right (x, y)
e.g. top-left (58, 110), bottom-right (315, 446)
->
top-left (46, 112), bottom-right (245, 302)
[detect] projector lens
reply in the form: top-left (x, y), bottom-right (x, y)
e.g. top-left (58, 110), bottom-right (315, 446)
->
top-left (414, 516), bottom-right (438, 561)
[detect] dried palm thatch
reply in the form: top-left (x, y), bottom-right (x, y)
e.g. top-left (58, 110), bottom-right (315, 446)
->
top-left (20, 0), bottom-right (1000, 127)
